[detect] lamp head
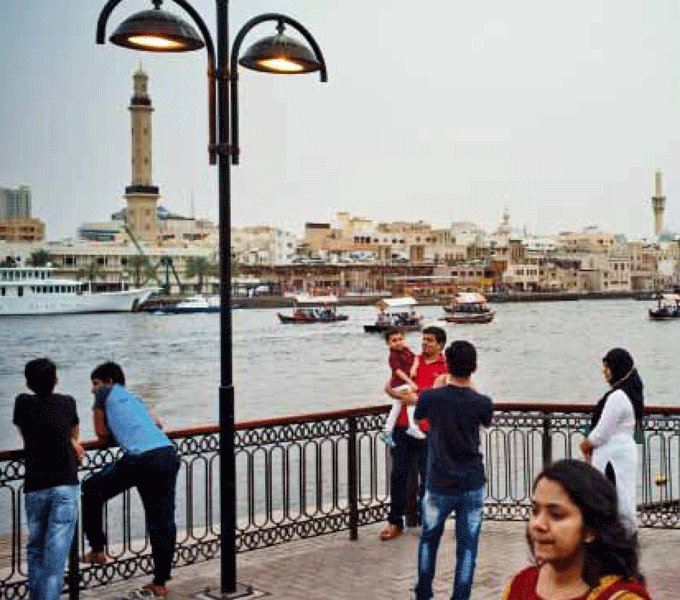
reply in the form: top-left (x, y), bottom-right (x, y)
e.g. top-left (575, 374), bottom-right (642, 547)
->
top-left (239, 21), bottom-right (321, 74)
top-left (109, 0), bottom-right (204, 52)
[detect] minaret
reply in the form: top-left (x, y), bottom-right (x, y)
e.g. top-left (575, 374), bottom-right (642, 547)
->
top-left (652, 169), bottom-right (666, 236)
top-left (124, 66), bottom-right (160, 243)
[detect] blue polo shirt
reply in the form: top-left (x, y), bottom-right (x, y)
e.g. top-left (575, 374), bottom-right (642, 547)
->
top-left (94, 384), bottom-right (170, 455)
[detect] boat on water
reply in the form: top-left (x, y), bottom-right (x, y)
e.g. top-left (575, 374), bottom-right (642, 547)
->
top-left (649, 293), bottom-right (680, 320)
top-left (0, 267), bottom-right (156, 315)
top-left (277, 295), bottom-right (349, 324)
top-left (442, 292), bottom-right (495, 324)
top-left (364, 296), bottom-right (422, 333)
top-left (154, 294), bottom-right (220, 314)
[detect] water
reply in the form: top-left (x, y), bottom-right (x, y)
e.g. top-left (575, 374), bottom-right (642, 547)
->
top-left (1, 299), bottom-right (677, 449)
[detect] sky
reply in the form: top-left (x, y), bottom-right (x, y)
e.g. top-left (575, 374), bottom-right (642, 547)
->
top-left (0, 1), bottom-right (679, 240)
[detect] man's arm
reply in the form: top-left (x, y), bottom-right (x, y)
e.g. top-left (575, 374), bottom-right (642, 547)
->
top-left (93, 408), bottom-right (113, 445)
top-left (71, 424), bottom-right (85, 462)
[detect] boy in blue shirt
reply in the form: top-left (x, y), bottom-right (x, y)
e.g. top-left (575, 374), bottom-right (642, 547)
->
top-left (81, 362), bottom-right (179, 598)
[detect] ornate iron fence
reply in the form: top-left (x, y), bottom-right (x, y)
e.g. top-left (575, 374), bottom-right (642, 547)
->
top-left (1, 403), bottom-right (679, 599)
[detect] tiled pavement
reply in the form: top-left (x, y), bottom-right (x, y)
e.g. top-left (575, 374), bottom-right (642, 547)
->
top-left (80, 521), bottom-right (679, 600)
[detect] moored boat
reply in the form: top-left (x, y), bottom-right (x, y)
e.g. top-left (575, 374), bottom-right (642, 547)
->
top-left (153, 294), bottom-right (220, 314)
top-left (0, 267), bottom-right (156, 315)
top-left (363, 296), bottom-right (422, 333)
top-left (648, 293), bottom-right (680, 320)
top-left (441, 292), bottom-right (495, 324)
top-left (277, 295), bottom-right (348, 324)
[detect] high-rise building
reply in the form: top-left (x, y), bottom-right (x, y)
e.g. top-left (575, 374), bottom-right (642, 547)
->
top-left (0, 185), bottom-right (31, 220)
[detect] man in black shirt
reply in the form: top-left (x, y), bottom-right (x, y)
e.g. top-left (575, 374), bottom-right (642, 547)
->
top-left (413, 341), bottom-right (493, 600)
top-left (13, 358), bottom-right (83, 600)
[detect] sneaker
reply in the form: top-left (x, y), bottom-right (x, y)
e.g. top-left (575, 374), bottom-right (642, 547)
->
top-left (82, 550), bottom-right (108, 564)
top-left (141, 583), bottom-right (169, 597)
top-left (406, 425), bottom-right (426, 440)
top-left (379, 431), bottom-right (395, 446)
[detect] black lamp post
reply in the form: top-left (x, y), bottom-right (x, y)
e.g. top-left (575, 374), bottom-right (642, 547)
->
top-left (95, 1), bottom-right (326, 596)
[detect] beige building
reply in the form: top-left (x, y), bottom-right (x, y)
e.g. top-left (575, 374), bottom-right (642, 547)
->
top-left (0, 218), bottom-right (45, 243)
top-left (557, 228), bottom-right (616, 254)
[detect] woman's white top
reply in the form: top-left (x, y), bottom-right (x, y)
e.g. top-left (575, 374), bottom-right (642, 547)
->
top-left (588, 389), bottom-right (638, 532)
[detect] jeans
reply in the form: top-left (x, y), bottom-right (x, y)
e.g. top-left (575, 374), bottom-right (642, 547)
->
top-left (415, 486), bottom-right (485, 600)
top-left (387, 428), bottom-right (427, 529)
top-left (24, 484), bottom-right (79, 600)
top-left (82, 445), bottom-right (179, 585)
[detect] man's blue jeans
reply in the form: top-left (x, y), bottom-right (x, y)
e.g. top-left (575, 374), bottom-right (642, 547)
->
top-left (415, 485), bottom-right (485, 600)
top-left (24, 485), bottom-right (79, 600)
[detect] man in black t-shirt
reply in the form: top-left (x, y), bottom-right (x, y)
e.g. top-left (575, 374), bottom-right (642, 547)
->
top-left (413, 341), bottom-right (493, 600)
top-left (13, 358), bottom-right (83, 600)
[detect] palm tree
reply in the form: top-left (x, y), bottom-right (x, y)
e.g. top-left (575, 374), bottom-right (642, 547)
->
top-left (76, 261), bottom-right (106, 290)
top-left (28, 249), bottom-right (52, 267)
top-left (124, 255), bottom-right (158, 287)
top-left (185, 256), bottom-right (215, 293)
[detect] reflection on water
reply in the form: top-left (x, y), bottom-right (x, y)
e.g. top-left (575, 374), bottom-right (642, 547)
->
top-left (1, 299), bottom-right (678, 446)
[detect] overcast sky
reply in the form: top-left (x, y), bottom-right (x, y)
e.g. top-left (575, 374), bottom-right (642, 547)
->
top-left (1, 1), bottom-right (678, 240)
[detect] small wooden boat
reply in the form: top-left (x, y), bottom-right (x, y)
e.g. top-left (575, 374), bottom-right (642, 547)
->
top-left (364, 296), bottom-right (422, 333)
top-left (649, 293), bottom-right (680, 320)
top-left (278, 295), bottom-right (349, 324)
top-left (441, 292), bottom-right (495, 324)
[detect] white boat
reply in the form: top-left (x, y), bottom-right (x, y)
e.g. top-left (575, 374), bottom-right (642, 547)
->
top-left (154, 294), bottom-right (221, 314)
top-left (364, 296), bottom-right (422, 333)
top-left (0, 267), bottom-right (157, 315)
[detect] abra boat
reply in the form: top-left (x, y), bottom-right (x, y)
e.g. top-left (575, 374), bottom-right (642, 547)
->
top-left (649, 293), bottom-right (680, 320)
top-left (0, 267), bottom-right (156, 315)
top-left (154, 294), bottom-right (220, 314)
top-left (364, 296), bottom-right (422, 333)
top-left (277, 295), bottom-right (349, 324)
top-left (442, 292), bottom-right (495, 324)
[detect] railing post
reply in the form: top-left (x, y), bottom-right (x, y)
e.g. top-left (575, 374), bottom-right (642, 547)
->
top-left (542, 413), bottom-right (552, 468)
top-left (347, 415), bottom-right (358, 540)
top-left (67, 519), bottom-right (80, 600)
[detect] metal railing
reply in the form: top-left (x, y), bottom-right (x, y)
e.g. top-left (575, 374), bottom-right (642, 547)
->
top-left (1, 402), bottom-right (679, 599)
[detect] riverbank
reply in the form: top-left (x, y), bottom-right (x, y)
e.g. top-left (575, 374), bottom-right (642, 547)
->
top-left (140, 290), bottom-right (650, 310)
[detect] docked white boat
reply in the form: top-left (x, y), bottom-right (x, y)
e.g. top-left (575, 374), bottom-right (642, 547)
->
top-left (0, 267), bottom-right (157, 315)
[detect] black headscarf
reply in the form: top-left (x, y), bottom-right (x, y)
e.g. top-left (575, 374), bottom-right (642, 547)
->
top-left (590, 348), bottom-right (644, 429)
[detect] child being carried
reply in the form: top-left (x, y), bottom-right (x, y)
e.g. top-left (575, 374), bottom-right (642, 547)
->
top-left (381, 328), bottom-right (426, 445)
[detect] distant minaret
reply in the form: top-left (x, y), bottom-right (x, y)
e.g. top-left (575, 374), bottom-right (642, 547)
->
top-left (124, 66), bottom-right (160, 243)
top-left (652, 170), bottom-right (666, 236)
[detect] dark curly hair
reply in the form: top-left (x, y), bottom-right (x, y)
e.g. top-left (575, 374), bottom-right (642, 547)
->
top-left (529, 459), bottom-right (643, 586)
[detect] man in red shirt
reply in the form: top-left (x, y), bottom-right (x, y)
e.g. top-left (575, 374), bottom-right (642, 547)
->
top-left (379, 326), bottom-right (448, 541)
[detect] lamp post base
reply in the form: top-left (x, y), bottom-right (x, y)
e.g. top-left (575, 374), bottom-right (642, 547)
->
top-left (197, 583), bottom-right (266, 599)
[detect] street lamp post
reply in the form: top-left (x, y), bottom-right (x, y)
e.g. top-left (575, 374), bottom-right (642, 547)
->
top-left (95, 1), bottom-right (326, 596)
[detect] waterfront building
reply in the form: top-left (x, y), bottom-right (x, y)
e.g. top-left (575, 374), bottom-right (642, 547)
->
top-left (557, 227), bottom-right (616, 254)
top-left (231, 226), bottom-right (298, 265)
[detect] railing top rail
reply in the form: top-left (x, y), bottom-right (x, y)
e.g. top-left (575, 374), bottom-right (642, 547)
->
top-left (2, 401), bottom-right (679, 459)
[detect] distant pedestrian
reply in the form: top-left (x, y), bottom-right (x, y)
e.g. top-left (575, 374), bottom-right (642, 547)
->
top-left (500, 459), bottom-right (650, 600)
top-left (379, 326), bottom-right (448, 541)
top-left (580, 348), bottom-right (643, 533)
top-left (413, 340), bottom-right (493, 600)
top-left (13, 358), bottom-right (84, 600)
top-left (81, 362), bottom-right (179, 598)
top-left (380, 328), bottom-right (424, 446)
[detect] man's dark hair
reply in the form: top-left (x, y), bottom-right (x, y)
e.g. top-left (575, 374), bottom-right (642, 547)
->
top-left (24, 358), bottom-right (57, 397)
top-left (422, 326), bottom-right (446, 347)
top-left (90, 362), bottom-right (126, 385)
top-left (445, 340), bottom-right (477, 378)
top-left (530, 459), bottom-right (643, 586)
top-left (384, 327), bottom-right (404, 342)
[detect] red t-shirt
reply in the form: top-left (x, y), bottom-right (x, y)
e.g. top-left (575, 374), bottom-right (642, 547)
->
top-left (396, 353), bottom-right (447, 431)
top-left (388, 347), bottom-right (416, 389)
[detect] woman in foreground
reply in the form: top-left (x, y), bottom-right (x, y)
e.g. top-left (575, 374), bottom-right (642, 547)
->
top-left (500, 459), bottom-right (651, 600)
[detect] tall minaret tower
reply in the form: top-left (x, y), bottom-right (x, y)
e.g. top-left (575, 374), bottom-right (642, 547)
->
top-left (652, 169), bottom-right (666, 236)
top-left (124, 66), bottom-right (159, 243)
